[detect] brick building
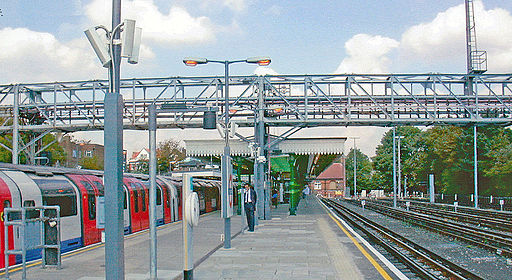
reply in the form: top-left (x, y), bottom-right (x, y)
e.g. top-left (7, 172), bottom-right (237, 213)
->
top-left (60, 135), bottom-right (105, 169)
top-left (311, 159), bottom-right (346, 198)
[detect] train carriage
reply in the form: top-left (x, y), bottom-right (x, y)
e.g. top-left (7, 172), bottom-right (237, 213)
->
top-left (0, 163), bottom-right (224, 270)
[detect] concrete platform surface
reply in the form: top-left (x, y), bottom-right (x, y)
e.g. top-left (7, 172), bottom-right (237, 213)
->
top-left (1, 196), bottom-right (403, 280)
top-left (194, 196), bottom-right (402, 280)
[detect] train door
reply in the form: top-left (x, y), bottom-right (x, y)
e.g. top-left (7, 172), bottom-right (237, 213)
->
top-left (123, 187), bottom-right (131, 234)
top-left (1, 170), bottom-right (43, 261)
top-left (0, 174), bottom-right (15, 268)
top-left (159, 178), bottom-right (178, 223)
top-left (155, 183), bottom-right (164, 225)
top-left (132, 181), bottom-right (149, 230)
top-left (65, 174), bottom-right (102, 246)
top-left (30, 174), bottom-right (83, 253)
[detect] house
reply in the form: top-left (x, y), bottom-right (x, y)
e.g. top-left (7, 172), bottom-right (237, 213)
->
top-left (311, 159), bottom-right (346, 198)
top-left (127, 148), bottom-right (150, 172)
top-left (60, 135), bottom-right (104, 169)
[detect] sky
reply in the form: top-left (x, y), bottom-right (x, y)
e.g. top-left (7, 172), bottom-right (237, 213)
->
top-left (1, 0), bottom-right (512, 158)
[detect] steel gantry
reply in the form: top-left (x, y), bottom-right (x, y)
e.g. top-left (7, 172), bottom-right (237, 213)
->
top-left (1, 73), bottom-right (511, 134)
top-left (1, 73), bottom-right (511, 216)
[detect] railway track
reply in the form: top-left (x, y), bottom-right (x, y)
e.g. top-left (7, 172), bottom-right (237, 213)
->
top-left (321, 198), bottom-right (484, 280)
top-left (353, 199), bottom-right (512, 258)
top-left (372, 199), bottom-right (512, 233)
top-left (396, 199), bottom-right (512, 221)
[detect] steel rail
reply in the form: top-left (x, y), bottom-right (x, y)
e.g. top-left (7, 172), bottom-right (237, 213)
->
top-left (360, 200), bottom-right (512, 257)
top-left (322, 198), bottom-right (484, 280)
top-left (376, 199), bottom-right (512, 233)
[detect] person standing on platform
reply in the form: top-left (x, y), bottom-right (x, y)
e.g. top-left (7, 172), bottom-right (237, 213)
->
top-left (302, 185), bottom-right (311, 199)
top-left (244, 183), bottom-right (257, 232)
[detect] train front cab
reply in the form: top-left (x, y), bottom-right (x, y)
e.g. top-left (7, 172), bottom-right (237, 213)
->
top-left (0, 172), bottom-right (16, 268)
top-left (65, 174), bottom-right (104, 246)
top-left (0, 169), bottom-right (82, 262)
top-left (159, 177), bottom-right (180, 223)
top-left (123, 177), bottom-right (149, 233)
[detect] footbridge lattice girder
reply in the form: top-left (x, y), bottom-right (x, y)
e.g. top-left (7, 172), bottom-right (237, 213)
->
top-left (0, 73), bottom-right (511, 133)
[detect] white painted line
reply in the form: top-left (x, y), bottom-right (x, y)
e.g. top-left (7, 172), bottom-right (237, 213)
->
top-left (321, 200), bottom-right (409, 280)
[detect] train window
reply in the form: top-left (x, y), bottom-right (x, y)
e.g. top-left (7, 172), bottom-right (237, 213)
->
top-left (33, 178), bottom-right (77, 217)
top-left (123, 190), bottom-right (127, 210)
top-left (81, 180), bottom-right (95, 195)
top-left (93, 181), bottom-right (105, 196)
top-left (88, 194), bottom-right (96, 220)
top-left (133, 188), bottom-right (139, 213)
top-left (156, 188), bottom-right (162, 206)
top-left (3, 200), bottom-right (10, 208)
top-left (141, 188), bottom-right (146, 212)
top-left (23, 200), bottom-right (35, 207)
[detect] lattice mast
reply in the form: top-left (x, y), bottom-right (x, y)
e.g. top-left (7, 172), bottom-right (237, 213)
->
top-left (465, 0), bottom-right (487, 74)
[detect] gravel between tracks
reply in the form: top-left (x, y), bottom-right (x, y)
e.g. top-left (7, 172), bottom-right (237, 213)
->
top-left (337, 199), bottom-right (512, 280)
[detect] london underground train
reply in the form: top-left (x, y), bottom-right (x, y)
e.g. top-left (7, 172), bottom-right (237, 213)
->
top-left (0, 163), bottom-right (225, 269)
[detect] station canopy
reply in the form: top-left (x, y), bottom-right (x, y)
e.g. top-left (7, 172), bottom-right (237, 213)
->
top-left (185, 137), bottom-right (346, 157)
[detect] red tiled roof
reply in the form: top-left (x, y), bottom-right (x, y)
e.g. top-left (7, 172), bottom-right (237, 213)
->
top-left (316, 162), bottom-right (344, 180)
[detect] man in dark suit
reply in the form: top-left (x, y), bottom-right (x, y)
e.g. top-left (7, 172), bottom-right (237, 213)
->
top-left (244, 183), bottom-right (257, 232)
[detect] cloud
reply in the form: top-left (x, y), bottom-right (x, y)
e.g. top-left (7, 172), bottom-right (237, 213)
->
top-left (85, 0), bottom-right (216, 46)
top-left (400, 0), bottom-right (512, 72)
top-left (335, 34), bottom-right (399, 74)
top-left (0, 27), bottom-right (103, 83)
top-left (254, 66), bottom-right (278, 76)
top-left (336, 1), bottom-right (512, 74)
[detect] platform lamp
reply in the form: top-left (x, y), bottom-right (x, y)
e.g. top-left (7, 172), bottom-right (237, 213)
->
top-left (183, 56), bottom-right (271, 249)
top-left (85, 17), bottom-right (142, 280)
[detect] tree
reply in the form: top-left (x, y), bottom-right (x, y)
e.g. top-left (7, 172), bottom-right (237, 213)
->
top-left (345, 148), bottom-right (373, 193)
top-left (372, 126), bottom-right (423, 192)
top-left (80, 155), bottom-right (103, 170)
top-left (156, 139), bottom-right (186, 173)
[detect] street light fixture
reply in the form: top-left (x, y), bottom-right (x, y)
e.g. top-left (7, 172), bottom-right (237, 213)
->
top-left (395, 135), bottom-right (405, 199)
top-left (348, 136), bottom-right (359, 199)
top-left (85, 13), bottom-right (142, 280)
top-left (183, 56), bottom-right (271, 249)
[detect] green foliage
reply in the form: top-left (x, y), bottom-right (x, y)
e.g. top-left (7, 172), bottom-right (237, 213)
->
top-left (345, 148), bottom-right (373, 193)
top-left (157, 139), bottom-right (185, 173)
top-left (80, 155), bottom-right (103, 170)
top-left (370, 125), bottom-right (512, 196)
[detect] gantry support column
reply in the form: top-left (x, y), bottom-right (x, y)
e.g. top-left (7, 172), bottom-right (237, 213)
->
top-left (12, 85), bottom-right (19, 164)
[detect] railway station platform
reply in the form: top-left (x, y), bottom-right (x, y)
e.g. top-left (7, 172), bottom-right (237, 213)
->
top-left (2, 196), bottom-right (405, 280)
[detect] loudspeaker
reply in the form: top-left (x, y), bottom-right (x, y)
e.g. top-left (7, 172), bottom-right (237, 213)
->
top-left (122, 19), bottom-right (136, 58)
top-left (84, 28), bottom-right (111, 67)
top-left (128, 27), bottom-right (142, 64)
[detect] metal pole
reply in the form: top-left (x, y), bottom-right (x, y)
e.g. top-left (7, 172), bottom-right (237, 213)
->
top-left (392, 127), bottom-right (397, 208)
top-left (397, 136), bottom-right (402, 199)
top-left (474, 125), bottom-right (478, 208)
top-left (148, 104), bottom-right (157, 279)
top-left (104, 0), bottom-right (125, 279)
top-left (222, 61), bottom-right (231, 249)
top-left (12, 85), bottom-right (19, 164)
top-left (182, 174), bottom-right (193, 279)
top-left (353, 138), bottom-right (356, 198)
top-left (256, 78), bottom-right (266, 219)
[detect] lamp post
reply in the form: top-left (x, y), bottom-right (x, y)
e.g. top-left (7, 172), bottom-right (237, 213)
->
top-left (348, 137), bottom-right (359, 199)
top-left (395, 135), bottom-right (404, 199)
top-left (84, 4), bottom-right (141, 279)
top-left (183, 56), bottom-right (271, 249)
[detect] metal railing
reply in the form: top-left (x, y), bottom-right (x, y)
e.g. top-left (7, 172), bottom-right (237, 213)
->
top-left (3, 206), bottom-right (61, 280)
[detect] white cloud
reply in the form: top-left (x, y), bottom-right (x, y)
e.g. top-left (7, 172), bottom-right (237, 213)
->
top-left (85, 0), bottom-right (216, 46)
top-left (400, 0), bottom-right (512, 72)
top-left (335, 34), bottom-right (399, 74)
top-left (254, 66), bottom-right (278, 76)
top-left (0, 27), bottom-right (103, 83)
